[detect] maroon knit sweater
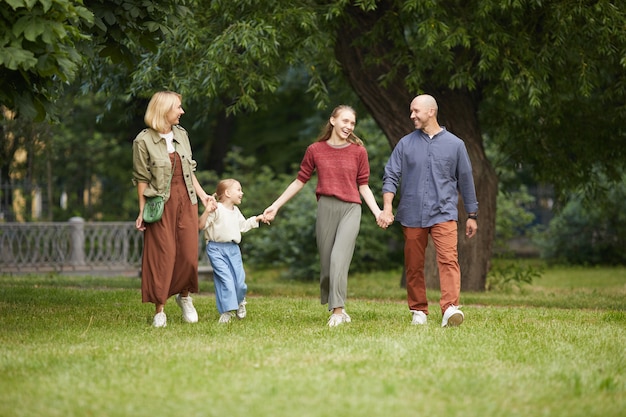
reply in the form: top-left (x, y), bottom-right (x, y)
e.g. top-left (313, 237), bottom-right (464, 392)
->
top-left (296, 141), bottom-right (370, 204)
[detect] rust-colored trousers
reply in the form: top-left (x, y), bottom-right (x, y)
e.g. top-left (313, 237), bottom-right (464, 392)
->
top-left (402, 221), bottom-right (460, 315)
top-left (141, 153), bottom-right (198, 305)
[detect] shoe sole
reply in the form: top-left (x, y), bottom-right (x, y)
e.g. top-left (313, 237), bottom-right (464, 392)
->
top-left (445, 312), bottom-right (464, 327)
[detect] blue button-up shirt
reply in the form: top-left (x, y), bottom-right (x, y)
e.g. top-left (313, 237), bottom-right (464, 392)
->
top-left (382, 128), bottom-right (478, 228)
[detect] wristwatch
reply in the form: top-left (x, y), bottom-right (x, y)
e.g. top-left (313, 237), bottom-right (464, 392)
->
top-left (468, 213), bottom-right (478, 220)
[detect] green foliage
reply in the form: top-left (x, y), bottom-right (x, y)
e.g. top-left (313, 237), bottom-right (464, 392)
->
top-left (0, 0), bottom-right (189, 120)
top-left (536, 174), bottom-right (626, 266)
top-left (129, 0), bottom-right (626, 198)
top-left (0, 0), bottom-right (93, 119)
top-left (129, 0), bottom-right (340, 114)
top-left (487, 187), bottom-right (543, 292)
top-left (487, 185), bottom-right (544, 291)
top-left (494, 186), bottom-right (536, 253)
top-left (486, 260), bottom-right (543, 293)
top-left (227, 67), bottom-right (363, 174)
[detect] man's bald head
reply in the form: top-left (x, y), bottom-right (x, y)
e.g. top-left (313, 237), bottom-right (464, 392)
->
top-left (412, 94), bottom-right (438, 115)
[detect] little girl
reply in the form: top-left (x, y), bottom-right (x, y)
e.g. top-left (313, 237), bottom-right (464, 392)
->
top-left (199, 178), bottom-right (266, 323)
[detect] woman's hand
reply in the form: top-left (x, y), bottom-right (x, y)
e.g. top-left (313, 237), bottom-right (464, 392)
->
top-left (204, 194), bottom-right (217, 211)
top-left (135, 215), bottom-right (146, 231)
top-left (263, 205), bottom-right (278, 222)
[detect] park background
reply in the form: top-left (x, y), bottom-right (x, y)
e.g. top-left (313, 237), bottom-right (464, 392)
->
top-left (1, 1), bottom-right (625, 416)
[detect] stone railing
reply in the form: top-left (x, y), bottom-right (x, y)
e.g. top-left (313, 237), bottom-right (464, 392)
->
top-left (0, 218), bottom-right (211, 276)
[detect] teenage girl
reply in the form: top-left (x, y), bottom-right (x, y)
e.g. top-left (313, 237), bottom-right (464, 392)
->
top-left (263, 105), bottom-right (383, 327)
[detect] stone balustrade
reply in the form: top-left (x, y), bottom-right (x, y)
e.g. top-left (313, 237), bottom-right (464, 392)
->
top-left (0, 217), bottom-right (211, 277)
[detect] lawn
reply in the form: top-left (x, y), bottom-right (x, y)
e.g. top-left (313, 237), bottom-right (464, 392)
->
top-left (0, 264), bottom-right (624, 417)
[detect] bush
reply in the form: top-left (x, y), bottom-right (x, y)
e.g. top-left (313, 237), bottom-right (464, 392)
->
top-left (536, 175), bottom-right (626, 265)
top-left (486, 260), bottom-right (543, 292)
top-left (493, 185), bottom-right (536, 255)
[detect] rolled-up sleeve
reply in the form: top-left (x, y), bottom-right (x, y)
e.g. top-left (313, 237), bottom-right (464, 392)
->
top-left (132, 138), bottom-right (151, 185)
top-left (382, 142), bottom-right (403, 195)
top-left (456, 145), bottom-right (479, 214)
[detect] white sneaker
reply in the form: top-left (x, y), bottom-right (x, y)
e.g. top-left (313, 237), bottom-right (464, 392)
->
top-left (176, 294), bottom-right (198, 323)
top-left (341, 309), bottom-right (351, 323)
top-left (236, 298), bottom-right (247, 319)
top-left (152, 311), bottom-right (167, 328)
top-left (441, 305), bottom-right (464, 327)
top-left (219, 311), bottom-right (234, 323)
top-left (328, 313), bottom-right (345, 327)
top-left (411, 310), bottom-right (427, 325)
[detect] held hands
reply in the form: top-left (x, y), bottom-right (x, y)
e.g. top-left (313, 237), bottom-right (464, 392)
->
top-left (377, 210), bottom-right (394, 229)
top-left (263, 205), bottom-right (278, 223)
top-left (202, 194), bottom-right (218, 211)
top-left (256, 214), bottom-right (271, 225)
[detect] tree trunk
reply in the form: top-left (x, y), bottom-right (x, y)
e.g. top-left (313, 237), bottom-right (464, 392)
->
top-left (335, 5), bottom-right (497, 291)
top-left (206, 108), bottom-right (235, 174)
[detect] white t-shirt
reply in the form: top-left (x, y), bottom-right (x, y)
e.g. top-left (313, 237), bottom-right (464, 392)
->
top-left (160, 131), bottom-right (175, 153)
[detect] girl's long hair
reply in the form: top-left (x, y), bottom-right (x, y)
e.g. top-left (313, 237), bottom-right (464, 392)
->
top-left (144, 91), bottom-right (182, 133)
top-left (316, 105), bottom-right (363, 146)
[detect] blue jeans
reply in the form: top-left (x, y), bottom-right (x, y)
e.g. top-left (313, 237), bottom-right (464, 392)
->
top-left (206, 241), bottom-right (247, 314)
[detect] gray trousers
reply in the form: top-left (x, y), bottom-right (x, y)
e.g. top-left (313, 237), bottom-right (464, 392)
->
top-left (316, 196), bottom-right (361, 310)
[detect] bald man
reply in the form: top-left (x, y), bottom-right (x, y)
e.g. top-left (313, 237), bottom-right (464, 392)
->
top-left (380, 95), bottom-right (478, 327)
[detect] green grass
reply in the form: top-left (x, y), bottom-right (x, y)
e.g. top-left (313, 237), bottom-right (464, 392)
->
top-left (1, 264), bottom-right (625, 417)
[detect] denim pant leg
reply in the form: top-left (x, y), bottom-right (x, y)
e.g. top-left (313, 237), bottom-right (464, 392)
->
top-left (207, 242), bottom-right (240, 314)
top-left (232, 246), bottom-right (247, 305)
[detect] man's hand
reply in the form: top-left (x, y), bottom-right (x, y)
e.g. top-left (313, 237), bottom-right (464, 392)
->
top-left (465, 218), bottom-right (477, 238)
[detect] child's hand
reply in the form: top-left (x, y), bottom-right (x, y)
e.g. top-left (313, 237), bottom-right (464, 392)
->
top-left (258, 214), bottom-right (271, 225)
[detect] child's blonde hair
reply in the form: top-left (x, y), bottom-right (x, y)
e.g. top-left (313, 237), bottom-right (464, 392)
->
top-left (214, 178), bottom-right (238, 202)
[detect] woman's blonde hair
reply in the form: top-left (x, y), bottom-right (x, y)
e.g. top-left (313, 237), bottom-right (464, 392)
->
top-left (144, 91), bottom-right (182, 133)
top-left (214, 178), bottom-right (239, 202)
top-left (316, 105), bottom-right (363, 146)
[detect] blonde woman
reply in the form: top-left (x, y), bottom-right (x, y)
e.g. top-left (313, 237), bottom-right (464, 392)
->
top-left (263, 105), bottom-right (383, 327)
top-left (132, 91), bottom-right (212, 327)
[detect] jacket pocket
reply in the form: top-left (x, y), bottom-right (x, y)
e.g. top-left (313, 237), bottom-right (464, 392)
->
top-left (149, 158), bottom-right (172, 194)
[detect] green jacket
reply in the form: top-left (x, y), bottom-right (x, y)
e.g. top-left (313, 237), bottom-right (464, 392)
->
top-left (132, 125), bottom-right (199, 205)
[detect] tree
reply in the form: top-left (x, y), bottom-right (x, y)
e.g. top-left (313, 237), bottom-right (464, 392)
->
top-left (128, 0), bottom-right (626, 290)
top-left (1, 0), bottom-right (191, 220)
top-left (5, 1), bottom-right (625, 288)
top-left (0, 0), bottom-right (93, 120)
top-left (0, 0), bottom-right (190, 120)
